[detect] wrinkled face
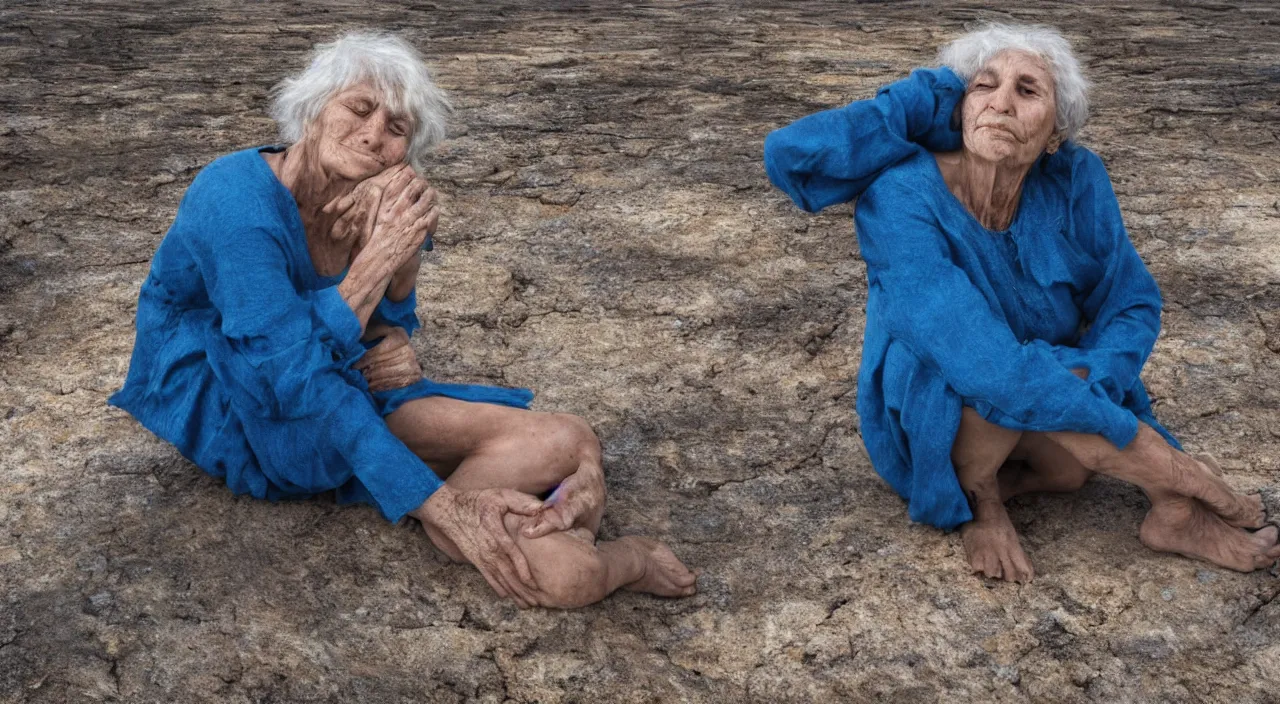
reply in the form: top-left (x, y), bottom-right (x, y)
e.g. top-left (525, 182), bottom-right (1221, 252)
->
top-left (305, 83), bottom-right (412, 181)
top-left (961, 50), bottom-right (1059, 166)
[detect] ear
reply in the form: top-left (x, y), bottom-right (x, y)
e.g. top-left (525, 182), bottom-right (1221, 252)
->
top-left (1046, 132), bottom-right (1064, 154)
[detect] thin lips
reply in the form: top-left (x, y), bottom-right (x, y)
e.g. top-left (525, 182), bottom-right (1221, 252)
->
top-left (979, 123), bottom-right (1022, 142)
top-left (341, 142), bottom-right (385, 167)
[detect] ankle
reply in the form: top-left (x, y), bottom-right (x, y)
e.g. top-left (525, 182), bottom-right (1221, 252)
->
top-left (602, 537), bottom-right (648, 585)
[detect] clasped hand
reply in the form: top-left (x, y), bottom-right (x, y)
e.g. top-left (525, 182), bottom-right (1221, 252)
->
top-left (324, 163), bottom-right (439, 291)
top-left (328, 167), bottom-right (545, 606)
top-left (356, 323), bottom-right (423, 392)
top-left (412, 485), bottom-right (546, 608)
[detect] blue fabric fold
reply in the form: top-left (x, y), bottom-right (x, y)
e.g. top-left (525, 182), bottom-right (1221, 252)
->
top-left (374, 379), bottom-right (534, 417)
top-left (110, 147), bottom-right (534, 522)
top-left (764, 67), bottom-right (966, 213)
top-left (764, 70), bottom-right (1178, 530)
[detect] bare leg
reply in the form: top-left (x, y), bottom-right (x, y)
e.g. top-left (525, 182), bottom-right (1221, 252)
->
top-left (498, 514), bottom-right (699, 608)
top-left (1032, 428), bottom-right (1280, 572)
top-left (999, 436), bottom-right (1094, 502)
top-left (954, 408), bottom-right (1279, 576)
top-left (1040, 426), bottom-right (1264, 529)
top-left (386, 397), bottom-right (696, 607)
top-left (952, 408), bottom-right (1034, 582)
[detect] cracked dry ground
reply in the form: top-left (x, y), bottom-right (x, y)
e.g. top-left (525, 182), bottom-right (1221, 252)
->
top-left (2, 1), bottom-right (1279, 702)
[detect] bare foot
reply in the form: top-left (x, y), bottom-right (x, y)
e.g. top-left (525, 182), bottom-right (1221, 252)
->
top-left (1186, 454), bottom-right (1266, 529)
top-left (1139, 495), bottom-right (1280, 572)
top-left (960, 506), bottom-right (1034, 583)
top-left (1162, 445), bottom-right (1264, 529)
top-left (618, 537), bottom-right (697, 597)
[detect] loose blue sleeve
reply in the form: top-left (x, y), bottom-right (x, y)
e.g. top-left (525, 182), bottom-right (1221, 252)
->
top-left (856, 177), bottom-right (1140, 448)
top-left (1061, 152), bottom-right (1163, 403)
top-left (373, 287), bottom-right (420, 339)
top-left (764, 67), bottom-right (965, 213)
top-left (186, 219), bottom-right (442, 522)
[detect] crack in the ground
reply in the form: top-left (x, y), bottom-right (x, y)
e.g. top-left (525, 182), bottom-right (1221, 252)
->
top-left (1238, 584), bottom-right (1280, 629)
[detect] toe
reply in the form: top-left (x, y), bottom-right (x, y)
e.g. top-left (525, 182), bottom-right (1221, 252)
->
top-left (1263, 539), bottom-right (1280, 559)
top-left (1012, 555), bottom-right (1035, 583)
top-left (1254, 525), bottom-right (1279, 547)
top-left (1237, 495), bottom-right (1267, 529)
top-left (999, 556), bottom-right (1022, 583)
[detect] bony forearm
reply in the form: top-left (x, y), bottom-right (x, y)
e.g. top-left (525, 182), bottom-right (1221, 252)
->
top-left (338, 252), bottom-right (397, 330)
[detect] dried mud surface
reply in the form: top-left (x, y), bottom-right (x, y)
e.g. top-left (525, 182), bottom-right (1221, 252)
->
top-left (2, 1), bottom-right (1280, 702)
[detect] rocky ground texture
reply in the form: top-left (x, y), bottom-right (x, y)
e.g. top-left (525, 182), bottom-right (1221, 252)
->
top-left (2, 1), bottom-right (1279, 702)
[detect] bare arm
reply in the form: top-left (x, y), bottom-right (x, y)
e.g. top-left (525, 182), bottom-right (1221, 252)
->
top-left (329, 165), bottom-right (439, 332)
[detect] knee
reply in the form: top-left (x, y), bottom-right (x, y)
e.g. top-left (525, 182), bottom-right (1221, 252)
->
top-left (952, 409), bottom-right (1020, 487)
top-left (1054, 467), bottom-right (1092, 493)
top-left (544, 413), bottom-right (602, 465)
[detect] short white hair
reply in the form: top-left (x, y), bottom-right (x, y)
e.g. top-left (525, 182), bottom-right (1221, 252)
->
top-left (270, 31), bottom-right (451, 171)
top-left (938, 23), bottom-right (1090, 141)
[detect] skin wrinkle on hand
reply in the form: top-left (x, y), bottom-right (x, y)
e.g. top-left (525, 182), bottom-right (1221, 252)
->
top-left (7, 4), bottom-right (1280, 701)
top-left (257, 67), bottom-right (696, 610)
top-left (263, 83), bottom-right (438, 332)
top-left (928, 49), bottom-right (1280, 582)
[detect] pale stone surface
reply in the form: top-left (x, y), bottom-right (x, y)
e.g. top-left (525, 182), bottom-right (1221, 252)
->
top-left (1, 1), bottom-right (1278, 702)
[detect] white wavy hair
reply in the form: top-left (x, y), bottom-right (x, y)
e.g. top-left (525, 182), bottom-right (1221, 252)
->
top-left (938, 23), bottom-right (1090, 141)
top-left (270, 31), bottom-right (451, 171)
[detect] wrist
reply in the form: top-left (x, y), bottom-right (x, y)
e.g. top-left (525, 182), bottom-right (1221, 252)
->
top-left (413, 484), bottom-right (454, 525)
top-left (356, 245), bottom-right (399, 281)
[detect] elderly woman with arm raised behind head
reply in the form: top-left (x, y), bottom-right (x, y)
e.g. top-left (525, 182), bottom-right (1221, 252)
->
top-left (764, 23), bottom-right (1279, 581)
top-left (110, 31), bottom-right (696, 608)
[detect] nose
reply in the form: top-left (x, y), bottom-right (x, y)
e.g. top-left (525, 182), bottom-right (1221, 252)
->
top-left (356, 111), bottom-right (388, 151)
top-left (988, 83), bottom-right (1015, 114)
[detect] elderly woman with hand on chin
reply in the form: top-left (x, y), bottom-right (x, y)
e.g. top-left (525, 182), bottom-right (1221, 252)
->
top-left (110, 32), bottom-right (696, 608)
top-left (765, 23), bottom-right (1280, 582)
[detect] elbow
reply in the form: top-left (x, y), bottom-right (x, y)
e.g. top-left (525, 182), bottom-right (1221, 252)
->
top-left (762, 132), bottom-right (793, 192)
top-left (763, 131), bottom-right (817, 213)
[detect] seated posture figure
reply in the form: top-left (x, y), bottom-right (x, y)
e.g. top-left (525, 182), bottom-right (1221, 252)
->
top-left (110, 31), bottom-right (695, 607)
top-left (764, 23), bottom-right (1279, 581)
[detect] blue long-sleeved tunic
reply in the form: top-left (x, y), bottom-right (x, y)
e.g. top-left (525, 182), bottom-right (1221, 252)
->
top-left (765, 68), bottom-right (1178, 530)
top-left (110, 147), bottom-right (533, 522)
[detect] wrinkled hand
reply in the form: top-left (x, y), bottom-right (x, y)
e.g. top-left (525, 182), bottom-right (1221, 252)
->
top-left (355, 324), bottom-right (423, 392)
top-left (339, 166), bottom-right (438, 275)
top-left (414, 485), bottom-right (544, 607)
top-left (522, 465), bottom-right (606, 539)
top-left (323, 164), bottom-right (411, 259)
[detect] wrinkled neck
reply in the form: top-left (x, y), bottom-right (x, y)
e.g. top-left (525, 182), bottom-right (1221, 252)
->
top-left (939, 150), bottom-right (1032, 231)
top-left (264, 142), bottom-right (359, 276)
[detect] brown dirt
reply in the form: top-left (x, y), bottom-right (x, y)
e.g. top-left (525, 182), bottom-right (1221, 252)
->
top-left (2, 1), bottom-right (1279, 702)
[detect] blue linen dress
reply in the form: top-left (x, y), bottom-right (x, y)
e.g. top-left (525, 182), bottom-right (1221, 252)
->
top-left (765, 68), bottom-right (1178, 530)
top-left (109, 147), bottom-right (533, 522)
